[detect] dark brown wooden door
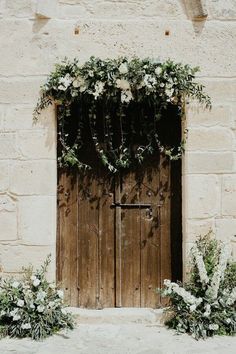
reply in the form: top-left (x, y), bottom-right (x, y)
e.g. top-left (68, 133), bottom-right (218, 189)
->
top-left (57, 155), bottom-right (172, 308)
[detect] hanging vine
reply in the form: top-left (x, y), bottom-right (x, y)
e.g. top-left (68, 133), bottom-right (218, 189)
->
top-left (34, 56), bottom-right (211, 172)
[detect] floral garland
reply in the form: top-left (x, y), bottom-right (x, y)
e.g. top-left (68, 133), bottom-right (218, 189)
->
top-left (34, 57), bottom-right (211, 172)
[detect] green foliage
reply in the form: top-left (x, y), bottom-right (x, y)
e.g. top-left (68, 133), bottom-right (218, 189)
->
top-left (34, 56), bottom-right (211, 172)
top-left (0, 256), bottom-right (74, 341)
top-left (160, 234), bottom-right (236, 340)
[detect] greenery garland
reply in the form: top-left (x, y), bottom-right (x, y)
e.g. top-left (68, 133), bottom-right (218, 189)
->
top-left (34, 57), bottom-right (211, 172)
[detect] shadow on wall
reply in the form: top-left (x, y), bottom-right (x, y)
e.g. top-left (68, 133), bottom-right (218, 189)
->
top-left (180, 0), bottom-right (208, 34)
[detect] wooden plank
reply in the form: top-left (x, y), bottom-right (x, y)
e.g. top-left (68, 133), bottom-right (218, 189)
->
top-left (119, 172), bottom-right (141, 307)
top-left (77, 173), bottom-right (99, 308)
top-left (139, 163), bottom-right (161, 308)
top-left (115, 174), bottom-right (122, 307)
top-left (57, 170), bottom-right (78, 306)
top-left (159, 155), bottom-right (172, 306)
top-left (99, 173), bottom-right (115, 308)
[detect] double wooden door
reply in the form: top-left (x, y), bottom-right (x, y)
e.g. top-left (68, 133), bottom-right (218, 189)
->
top-left (57, 155), bottom-right (172, 308)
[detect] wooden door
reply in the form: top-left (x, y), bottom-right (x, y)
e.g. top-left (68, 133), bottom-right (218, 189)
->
top-left (57, 155), bottom-right (174, 308)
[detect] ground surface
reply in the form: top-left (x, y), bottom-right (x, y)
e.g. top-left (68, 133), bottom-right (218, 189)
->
top-left (0, 309), bottom-right (235, 354)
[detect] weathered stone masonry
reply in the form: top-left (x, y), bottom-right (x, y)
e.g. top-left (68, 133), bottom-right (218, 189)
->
top-left (0, 0), bottom-right (236, 279)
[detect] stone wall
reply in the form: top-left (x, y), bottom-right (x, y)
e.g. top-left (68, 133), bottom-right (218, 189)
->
top-left (0, 0), bottom-right (236, 278)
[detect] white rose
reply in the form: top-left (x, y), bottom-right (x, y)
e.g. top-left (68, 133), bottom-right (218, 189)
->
top-left (57, 290), bottom-right (64, 299)
top-left (33, 278), bottom-right (41, 287)
top-left (116, 79), bottom-right (130, 91)
top-left (13, 314), bottom-right (21, 321)
top-left (121, 90), bottom-right (133, 103)
top-left (209, 324), bottom-right (219, 331)
top-left (189, 304), bottom-right (196, 312)
top-left (36, 291), bottom-right (46, 301)
top-left (155, 67), bottom-right (162, 75)
top-left (21, 323), bottom-right (31, 330)
top-left (37, 305), bottom-right (45, 313)
top-left (17, 299), bottom-right (24, 307)
top-left (12, 281), bottom-right (20, 288)
top-left (118, 63), bottom-right (128, 74)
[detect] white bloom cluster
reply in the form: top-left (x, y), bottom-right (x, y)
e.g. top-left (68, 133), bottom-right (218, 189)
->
top-left (163, 279), bottom-right (202, 308)
top-left (93, 81), bottom-right (105, 99)
top-left (72, 76), bottom-right (87, 92)
top-left (192, 245), bottom-right (209, 285)
top-left (143, 74), bottom-right (157, 90)
top-left (116, 79), bottom-right (133, 103)
top-left (206, 243), bottom-right (231, 300)
top-left (226, 287), bottom-right (236, 306)
top-left (209, 324), bottom-right (219, 331)
top-left (118, 63), bottom-right (128, 74)
top-left (58, 73), bottom-right (72, 91)
top-left (203, 304), bottom-right (211, 317)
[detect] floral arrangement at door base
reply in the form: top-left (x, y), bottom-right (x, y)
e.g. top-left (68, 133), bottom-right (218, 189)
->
top-left (160, 233), bottom-right (236, 340)
top-left (0, 256), bottom-right (74, 340)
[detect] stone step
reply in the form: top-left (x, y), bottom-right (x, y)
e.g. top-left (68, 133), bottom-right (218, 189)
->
top-left (66, 307), bottom-right (166, 325)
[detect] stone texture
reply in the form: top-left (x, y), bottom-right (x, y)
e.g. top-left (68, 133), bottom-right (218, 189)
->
top-left (0, 132), bottom-right (19, 159)
top-left (215, 218), bottom-right (236, 243)
top-left (0, 244), bottom-right (55, 275)
top-left (18, 130), bottom-right (56, 159)
top-left (3, 105), bottom-right (56, 131)
top-left (36, 0), bottom-right (58, 19)
top-left (184, 175), bottom-right (220, 219)
top-left (222, 176), bottom-right (236, 216)
top-left (185, 152), bottom-right (235, 173)
top-left (186, 127), bottom-right (233, 151)
top-left (0, 195), bottom-right (17, 241)
top-left (0, 161), bottom-right (9, 192)
top-left (184, 219), bottom-right (215, 243)
top-left (18, 196), bottom-right (56, 245)
top-left (10, 160), bottom-right (56, 196)
top-left (186, 105), bottom-right (232, 128)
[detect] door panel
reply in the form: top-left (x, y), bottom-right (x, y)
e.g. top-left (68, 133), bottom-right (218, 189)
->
top-left (57, 154), bottom-right (174, 308)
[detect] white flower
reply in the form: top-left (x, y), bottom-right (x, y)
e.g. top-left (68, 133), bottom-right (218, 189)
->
top-left (143, 74), bottom-right (157, 89)
top-left (88, 70), bottom-right (94, 77)
top-left (37, 305), bottom-right (45, 313)
top-left (12, 281), bottom-right (20, 288)
top-left (226, 287), bottom-right (236, 305)
top-left (13, 314), bottom-right (21, 321)
top-left (121, 90), bottom-right (133, 103)
top-left (21, 323), bottom-right (31, 330)
top-left (33, 278), bottom-right (41, 287)
top-left (30, 275), bottom-right (36, 281)
top-left (118, 63), bottom-right (128, 74)
top-left (73, 76), bottom-right (87, 92)
top-left (192, 246), bottom-right (209, 285)
top-left (49, 283), bottom-right (56, 290)
top-left (36, 291), bottom-right (46, 302)
top-left (189, 304), bottom-right (196, 312)
top-left (17, 299), bottom-right (24, 307)
top-left (164, 279), bottom-right (171, 286)
top-left (93, 81), bottom-right (105, 99)
top-left (116, 79), bottom-right (130, 91)
top-left (209, 324), bottom-right (219, 331)
top-left (10, 309), bottom-right (18, 316)
top-left (57, 290), bottom-right (64, 299)
top-left (0, 310), bottom-right (6, 316)
top-left (165, 88), bottom-right (174, 98)
top-left (30, 303), bottom-right (35, 309)
top-left (226, 318), bottom-right (231, 324)
top-left (155, 67), bottom-right (162, 76)
top-left (48, 301), bottom-right (56, 308)
top-left (58, 73), bottom-right (72, 90)
top-left (206, 243), bottom-right (231, 300)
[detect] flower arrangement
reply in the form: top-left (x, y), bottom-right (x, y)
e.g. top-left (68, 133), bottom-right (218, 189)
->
top-left (161, 233), bottom-right (236, 340)
top-left (34, 57), bottom-right (211, 172)
top-left (0, 256), bottom-right (74, 340)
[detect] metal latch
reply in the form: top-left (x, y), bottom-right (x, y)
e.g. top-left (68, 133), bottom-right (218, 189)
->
top-left (111, 202), bottom-right (151, 208)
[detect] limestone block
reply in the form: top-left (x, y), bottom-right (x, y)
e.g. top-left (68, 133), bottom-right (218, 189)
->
top-left (184, 175), bottom-right (220, 219)
top-left (35, 0), bottom-right (57, 19)
top-left (4, 0), bottom-right (35, 18)
top-left (0, 77), bottom-right (44, 104)
top-left (0, 133), bottom-right (19, 159)
top-left (0, 244), bottom-right (56, 279)
top-left (0, 195), bottom-right (17, 241)
top-left (10, 160), bottom-right (56, 196)
top-left (18, 196), bottom-right (56, 245)
top-left (200, 80), bottom-right (236, 103)
top-left (3, 105), bottom-right (56, 131)
top-left (18, 130), bottom-right (56, 160)
top-left (208, 0), bottom-right (236, 20)
top-left (185, 152), bottom-right (235, 174)
top-left (186, 105), bottom-right (232, 128)
top-left (1, 20), bottom-right (236, 77)
top-left (184, 219), bottom-right (215, 243)
top-left (215, 219), bottom-right (236, 243)
top-left (186, 127), bottom-right (233, 151)
top-left (0, 161), bottom-right (9, 192)
top-left (222, 176), bottom-right (236, 216)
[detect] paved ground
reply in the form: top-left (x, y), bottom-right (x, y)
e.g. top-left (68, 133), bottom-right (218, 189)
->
top-left (0, 309), bottom-right (235, 354)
